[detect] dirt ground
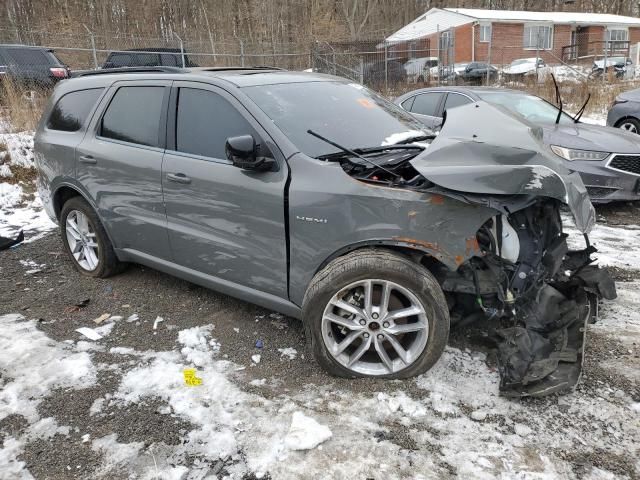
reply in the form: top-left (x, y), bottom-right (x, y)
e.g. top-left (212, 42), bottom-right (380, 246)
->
top-left (0, 204), bottom-right (639, 479)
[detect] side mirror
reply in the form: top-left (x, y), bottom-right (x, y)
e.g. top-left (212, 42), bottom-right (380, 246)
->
top-left (225, 135), bottom-right (275, 171)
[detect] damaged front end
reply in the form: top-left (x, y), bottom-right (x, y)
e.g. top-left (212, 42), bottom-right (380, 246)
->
top-left (341, 101), bottom-right (617, 396)
top-left (444, 200), bottom-right (615, 396)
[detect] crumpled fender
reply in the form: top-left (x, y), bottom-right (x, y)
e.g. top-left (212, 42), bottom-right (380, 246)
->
top-left (409, 102), bottom-right (596, 233)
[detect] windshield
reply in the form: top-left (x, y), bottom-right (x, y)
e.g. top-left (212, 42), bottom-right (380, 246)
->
top-left (244, 81), bottom-right (430, 158)
top-left (476, 91), bottom-right (574, 125)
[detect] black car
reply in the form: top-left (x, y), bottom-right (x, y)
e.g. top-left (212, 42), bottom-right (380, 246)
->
top-left (102, 48), bottom-right (198, 69)
top-left (457, 62), bottom-right (498, 84)
top-left (0, 44), bottom-right (70, 90)
top-left (362, 59), bottom-right (407, 86)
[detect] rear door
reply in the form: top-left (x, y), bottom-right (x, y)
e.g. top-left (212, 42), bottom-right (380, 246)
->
top-left (76, 80), bottom-right (172, 259)
top-left (406, 92), bottom-right (445, 129)
top-left (162, 81), bottom-right (289, 297)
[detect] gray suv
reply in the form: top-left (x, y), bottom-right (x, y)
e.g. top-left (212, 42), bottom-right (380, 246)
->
top-left (34, 67), bottom-right (614, 396)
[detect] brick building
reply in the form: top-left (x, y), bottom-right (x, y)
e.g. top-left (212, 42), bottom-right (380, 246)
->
top-left (385, 8), bottom-right (640, 67)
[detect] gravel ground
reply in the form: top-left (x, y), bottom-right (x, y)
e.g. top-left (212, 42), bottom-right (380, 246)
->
top-left (1, 205), bottom-right (639, 479)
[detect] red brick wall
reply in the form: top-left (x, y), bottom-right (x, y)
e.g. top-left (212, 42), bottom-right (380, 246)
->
top-left (629, 27), bottom-right (640, 44)
top-left (455, 24), bottom-right (473, 62)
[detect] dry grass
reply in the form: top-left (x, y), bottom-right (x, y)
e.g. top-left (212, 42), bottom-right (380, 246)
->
top-left (0, 79), bottom-right (48, 132)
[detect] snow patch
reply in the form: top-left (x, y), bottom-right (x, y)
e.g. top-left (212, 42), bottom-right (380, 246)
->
top-left (284, 412), bottom-right (332, 450)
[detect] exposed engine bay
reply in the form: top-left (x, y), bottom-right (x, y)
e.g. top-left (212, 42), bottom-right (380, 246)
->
top-left (323, 101), bottom-right (617, 397)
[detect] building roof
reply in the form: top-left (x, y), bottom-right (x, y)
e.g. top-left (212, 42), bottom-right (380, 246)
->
top-left (445, 8), bottom-right (640, 26)
top-left (385, 8), bottom-right (640, 43)
top-left (385, 9), bottom-right (475, 44)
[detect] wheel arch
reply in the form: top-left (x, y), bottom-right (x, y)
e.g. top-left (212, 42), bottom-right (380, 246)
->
top-left (312, 240), bottom-right (453, 282)
top-left (614, 116), bottom-right (640, 128)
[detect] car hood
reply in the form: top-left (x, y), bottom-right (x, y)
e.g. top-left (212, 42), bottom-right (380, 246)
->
top-left (409, 102), bottom-right (595, 233)
top-left (618, 88), bottom-right (640, 102)
top-left (504, 63), bottom-right (536, 74)
top-left (540, 122), bottom-right (640, 154)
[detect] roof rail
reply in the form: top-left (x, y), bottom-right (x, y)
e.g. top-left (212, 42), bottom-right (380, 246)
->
top-left (71, 66), bottom-right (184, 78)
top-left (194, 66), bottom-right (285, 72)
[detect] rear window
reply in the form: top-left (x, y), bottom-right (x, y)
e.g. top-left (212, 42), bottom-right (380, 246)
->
top-left (100, 86), bottom-right (165, 147)
top-left (2, 48), bottom-right (51, 65)
top-left (47, 88), bottom-right (104, 132)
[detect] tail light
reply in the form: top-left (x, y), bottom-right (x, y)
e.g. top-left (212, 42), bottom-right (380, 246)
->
top-left (49, 67), bottom-right (68, 78)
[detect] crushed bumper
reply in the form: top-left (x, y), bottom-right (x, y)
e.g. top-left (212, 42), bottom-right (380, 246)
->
top-left (496, 245), bottom-right (616, 397)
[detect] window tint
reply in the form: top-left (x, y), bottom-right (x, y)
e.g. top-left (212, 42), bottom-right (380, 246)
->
top-left (3, 48), bottom-right (50, 65)
top-left (176, 88), bottom-right (257, 159)
top-left (410, 93), bottom-right (443, 117)
top-left (161, 53), bottom-right (179, 66)
top-left (135, 53), bottom-right (160, 66)
top-left (444, 93), bottom-right (472, 111)
top-left (47, 88), bottom-right (103, 132)
top-left (109, 53), bottom-right (132, 67)
top-left (100, 86), bottom-right (165, 147)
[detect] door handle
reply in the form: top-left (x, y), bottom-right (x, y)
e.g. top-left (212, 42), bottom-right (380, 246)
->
top-left (79, 155), bottom-right (97, 164)
top-left (166, 173), bottom-right (191, 184)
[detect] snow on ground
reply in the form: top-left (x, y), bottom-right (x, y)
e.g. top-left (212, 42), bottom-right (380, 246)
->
top-left (0, 130), bottom-right (55, 241)
top-left (564, 213), bottom-right (640, 270)
top-left (1, 275), bottom-right (639, 480)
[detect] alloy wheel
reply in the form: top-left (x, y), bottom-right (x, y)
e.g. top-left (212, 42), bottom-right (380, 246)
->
top-left (65, 210), bottom-right (100, 271)
top-left (620, 121), bottom-right (638, 134)
top-left (321, 279), bottom-right (429, 375)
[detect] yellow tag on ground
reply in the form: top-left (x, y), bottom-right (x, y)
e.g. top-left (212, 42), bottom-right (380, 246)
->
top-left (183, 368), bottom-right (203, 386)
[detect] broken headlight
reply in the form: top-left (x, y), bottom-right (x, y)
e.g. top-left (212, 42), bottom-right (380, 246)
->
top-left (550, 145), bottom-right (609, 162)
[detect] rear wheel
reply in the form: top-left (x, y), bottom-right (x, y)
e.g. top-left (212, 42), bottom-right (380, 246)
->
top-left (302, 249), bottom-right (450, 379)
top-left (60, 196), bottom-right (123, 278)
top-left (617, 118), bottom-right (640, 135)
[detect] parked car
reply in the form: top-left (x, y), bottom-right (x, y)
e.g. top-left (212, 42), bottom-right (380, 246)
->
top-left (591, 56), bottom-right (633, 80)
top-left (395, 86), bottom-right (640, 203)
top-left (502, 57), bottom-right (549, 80)
top-left (34, 68), bottom-right (613, 396)
top-left (102, 48), bottom-right (198, 68)
top-left (403, 57), bottom-right (438, 83)
top-left (608, 87), bottom-right (640, 134)
top-left (0, 44), bottom-right (70, 91)
top-left (457, 62), bottom-right (498, 84)
top-left (363, 59), bottom-right (407, 85)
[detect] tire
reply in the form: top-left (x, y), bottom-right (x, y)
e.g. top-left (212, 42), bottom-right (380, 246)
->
top-left (302, 249), bottom-right (450, 379)
top-left (617, 118), bottom-right (640, 135)
top-left (60, 196), bottom-right (123, 278)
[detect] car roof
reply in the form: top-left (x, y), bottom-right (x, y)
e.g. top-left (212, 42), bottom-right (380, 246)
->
top-left (57, 68), bottom-right (346, 94)
top-left (395, 86), bottom-right (524, 101)
top-left (0, 44), bottom-right (52, 51)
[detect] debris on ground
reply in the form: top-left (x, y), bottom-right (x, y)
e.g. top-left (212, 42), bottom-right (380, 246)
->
top-left (93, 313), bottom-right (110, 325)
top-left (278, 348), bottom-right (297, 360)
top-left (75, 327), bottom-right (102, 341)
top-left (284, 412), bottom-right (332, 451)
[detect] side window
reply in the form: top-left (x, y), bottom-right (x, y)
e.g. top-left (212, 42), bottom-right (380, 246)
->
top-left (100, 86), bottom-right (165, 147)
top-left (400, 97), bottom-right (415, 111)
top-left (175, 88), bottom-right (258, 159)
top-left (162, 54), bottom-right (178, 66)
top-left (444, 93), bottom-right (473, 111)
top-left (410, 93), bottom-right (443, 117)
top-left (47, 88), bottom-right (104, 132)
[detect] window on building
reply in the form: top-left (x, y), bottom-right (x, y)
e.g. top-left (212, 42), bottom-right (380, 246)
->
top-left (408, 40), bottom-right (418, 59)
top-left (523, 24), bottom-right (553, 50)
top-left (439, 31), bottom-right (452, 51)
top-left (479, 23), bottom-right (491, 43)
top-left (606, 28), bottom-right (629, 51)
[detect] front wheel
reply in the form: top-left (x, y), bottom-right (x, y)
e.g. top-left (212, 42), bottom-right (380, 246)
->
top-left (617, 118), bottom-right (640, 135)
top-left (302, 249), bottom-right (450, 379)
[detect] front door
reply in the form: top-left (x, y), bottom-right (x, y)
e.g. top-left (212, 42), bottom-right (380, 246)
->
top-left (162, 82), bottom-right (289, 298)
